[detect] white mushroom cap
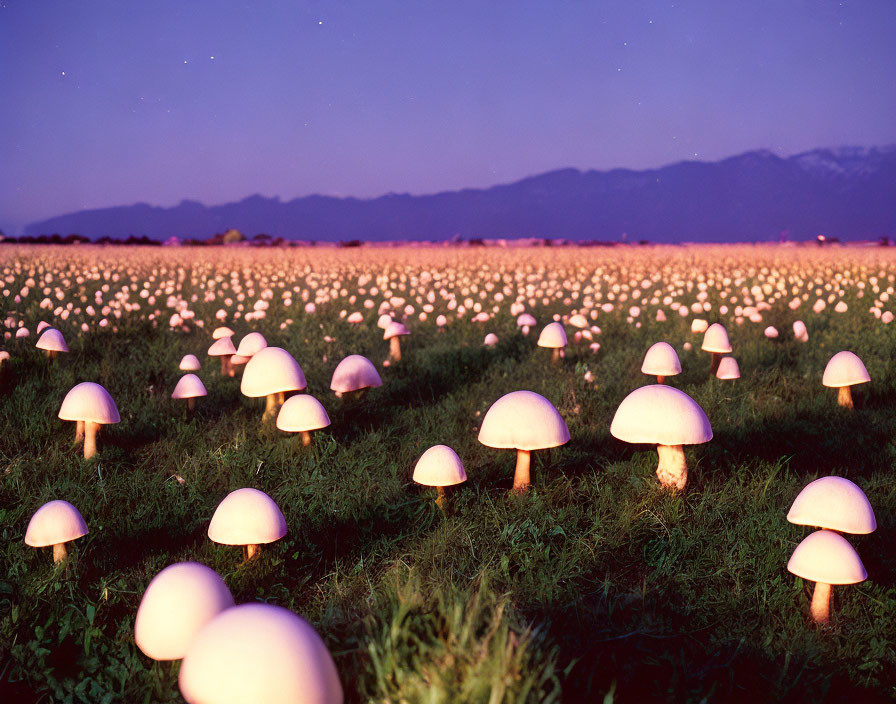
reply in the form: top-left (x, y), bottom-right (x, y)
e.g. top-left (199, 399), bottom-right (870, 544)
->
top-left (208, 337), bottom-right (237, 357)
top-left (478, 391), bottom-right (570, 451)
top-left (516, 313), bottom-right (536, 327)
top-left (787, 529), bottom-right (867, 585)
top-left (435, 314), bottom-right (447, 327)
top-left (610, 385), bottom-right (712, 446)
top-left (208, 488), bottom-right (287, 547)
top-left (715, 356), bottom-right (740, 380)
top-left (484, 333), bottom-right (499, 347)
top-left (180, 354), bottom-right (202, 371)
top-left (36, 328), bottom-right (68, 353)
top-left (36, 320), bottom-right (52, 333)
top-left (537, 322), bottom-right (568, 349)
top-left (212, 326), bottom-right (235, 340)
top-left (764, 326), bottom-right (779, 339)
top-left (793, 320), bottom-right (808, 341)
top-left (346, 311), bottom-right (364, 323)
top-left (330, 354), bottom-right (382, 393)
top-left (377, 314), bottom-right (394, 329)
top-left (24, 500), bottom-right (88, 547)
top-left (16, 327), bottom-right (29, 338)
top-left (383, 321), bottom-right (410, 339)
top-left (568, 314), bottom-right (589, 329)
top-left (787, 476), bottom-right (876, 534)
top-left (276, 395), bottom-right (331, 433)
top-left (135, 562), bottom-right (234, 661)
top-left (178, 603), bottom-right (343, 704)
top-left (701, 323), bottom-right (732, 353)
top-left (172, 374), bottom-right (208, 400)
top-left (690, 318), bottom-right (709, 334)
top-left (241, 347), bottom-right (307, 397)
top-left (58, 382), bottom-right (120, 424)
top-left (822, 351), bottom-right (870, 388)
top-left (413, 445), bottom-right (467, 487)
top-left (235, 332), bottom-right (268, 358)
top-left (641, 342), bottom-right (682, 376)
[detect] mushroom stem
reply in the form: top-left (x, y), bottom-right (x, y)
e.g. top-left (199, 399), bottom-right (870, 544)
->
top-left (301, 430), bottom-right (312, 446)
top-left (220, 356), bottom-right (228, 375)
top-left (46, 349), bottom-right (58, 360)
top-left (710, 352), bottom-right (722, 375)
top-left (75, 420), bottom-right (85, 442)
top-left (187, 397), bottom-right (196, 413)
top-left (837, 386), bottom-right (854, 409)
top-left (656, 375), bottom-right (666, 385)
top-left (53, 543), bottom-right (67, 563)
top-left (263, 394), bottom-right (278, 421)
top-left (810, 581), bottom-right (832, 624)
top-left (435, 486), bottom-right (447, 512)
top-left (389, 336), bottom-right (402, 362)
top-left (656, 444), bottom-right (687, 490)
top-left (551, 348), bottom-right (560, 365)
top-left (244, 544), bottom-right (260, 561)
top-left (512, 449), bottom-right (531, 492)
top-left (83, 421), bottom-right (100, 459)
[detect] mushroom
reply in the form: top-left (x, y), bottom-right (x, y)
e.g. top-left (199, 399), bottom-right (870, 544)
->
top-left (787, 476), bottom-right (876, 534)
top-left (0, 350), bottom-right (9, 370)
top-left (383, 321), bottom-right (409, 362)
top-left (135, 562), bottom-right (235, 661)
top-left (690, 318), bottom-right (709, 334)
top-left (413, 445), bottom-right (467, 510)
top-left (24, 500), bottom-right (88, 563)
top-left (787, 529), bottom-right (866, 624)
top-left (568, 314), bottom-right (589, 329)
top-left (180, 354), bottom-right (202, 372)
top-left (537, 322), bottom-right (568, 364)
top-left (484, 333), bottom-right (499, 348)
top-left (212, 326), bottom-right (235, 340)
top-left (172, 374), bottom-right (208, 413)
top-left (178, 603), bottom-right (343, 704)
top-left (701, 323), bottom-right (732, 375)
top-left (231, 332), bottom-right (268, 368)
top-left (240, 347), bottom-right (306, 421)
top-left (208, 336), bottom-right (237, 377)
top-left (58, 382), bottom-right (120, 459)
top-left (208, 488), bottom-right (287, 561)
top-left (478, 390), bottom-right (570, 492)
top-left (641, 342), bottom-right (681, 384)
top-left (715, 356), bottom-right (740, 380)
top-left (822, 351), bottom-right (870, 409)
top-left (276, 394), bottom-right (330, 446)
top-left (793, 320), bottom-right (809, 342)
top-left (36, 327), bottom-right (68, 359)
top-left (516, 313), bottom-right (536, 336)
top-left (330, 354), bottom-right (382, 400)
top-left (610, 385), bottom-right (712, 490)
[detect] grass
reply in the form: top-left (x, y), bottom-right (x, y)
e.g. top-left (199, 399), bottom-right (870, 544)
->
top-left (2, 245), bottom-right (896, 702)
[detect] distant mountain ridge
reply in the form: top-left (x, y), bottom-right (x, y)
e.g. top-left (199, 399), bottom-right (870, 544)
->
top-left (22, 146), bottom-right (896, 242)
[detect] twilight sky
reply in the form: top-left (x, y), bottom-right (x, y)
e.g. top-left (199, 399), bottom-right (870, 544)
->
top-left (1, 0), bottom-right (895, 234)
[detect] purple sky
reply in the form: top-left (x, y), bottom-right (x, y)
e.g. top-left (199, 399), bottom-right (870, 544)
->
top-left (1, 0), bottom-right (895, 234)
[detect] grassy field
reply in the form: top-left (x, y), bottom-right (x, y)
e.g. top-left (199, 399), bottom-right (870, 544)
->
top-left (2, 244), bottom-right (896, 703)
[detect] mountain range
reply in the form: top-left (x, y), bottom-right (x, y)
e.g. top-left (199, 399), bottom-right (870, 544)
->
top-left (22, 146), bottom-right (896, 242)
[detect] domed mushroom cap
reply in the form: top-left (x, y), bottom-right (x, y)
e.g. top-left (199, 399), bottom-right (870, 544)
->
top-left (516, 313), bottom-right (536, 327)
top-left (16, 327), bottom-right (30, 338)
top-left (276, 395), bottom-right (331, 433)
top-left (58, 382), bottom-right (120, 424)
top-left (383, 321), bottom-right (409, 339)
top-left (37, 320), bottom-right (52, 333)
top-left (179, 354), bottom-right (202, 371)
top-left (822, 351), bottom-right (870, 388)
top-left (208, 488), bottom-right (287, 546)
top-left (641, 342), bottom-right (682, 376)
top-left (241, 347), bottom-right (306, 397)
top-left (787, 476), bottom-right (876, 534)
top-left (568, 314), bottom-right (589, 329)
top-left (537, 322), bottom-right (568, 348)
top-left (179, 603), bottom-right (343, 704)
top-left (172, 374), bottom-right (208, 400)
top-left (135, 562), bottom-right (234, 661)
top-left (36, 328), bottom-right (68, 353)
top-left (212, 326), bottom-right (235, 340)
top-left (24, 500), bottom-right (88, 547)
top-left (208, 337), bottom-right (237, 357)
top-left (610, 385), bottom-right (712, 446)
top-left (346, 311), bottom-right (364, 324)
top-left (787, 530), bottom-right (867, 585)
top-left (716, 356), bottom-right (740, 380)
top-left (690, 318), bottom-right (709, 334)
top-left (413, 445), bottom-right (467, 487)
top-left (377, 314), bottom-right (394, 330)
top-left (235, 332), bottom-right (268, 358)
top-left (484, 333), bottom-right (499, 347)
top-left (330, 354), bottom-right (382, 393)
top-left (478, 391), bottom-right (570, 451)
top-left (701, 323), bottom-right (732, 353)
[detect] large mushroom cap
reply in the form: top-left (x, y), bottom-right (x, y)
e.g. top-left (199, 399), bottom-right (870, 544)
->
top-left (822, 351), bottom-right (870, 388)
top-left (179, 354), bottom-right (202, 371)
top-left (208, 488), bottom-right (287, 546)
top-left (716, 356), bottom-right (740, 380)
top-left (241, 347), bottom-right (306, 397)
top-left (787, 476), bottom-right (876, 534)
top-left (276, 395), bottom-right (331, 433)
top-left (24, 500), bottom-right (88, 547)
top-left (36, 328), bottom-right (69, 353)
top-left (701, 323), bottom-right (732, 353)
top-left (413, 445), bottom-right (467, 487)
top-left (478, 391), bottom-right (570, 451)
top-left (208, 337), bottom-right (237, 357)
top-left (610, 385), bottom-right (712, 446)
top-left (179, 603), bottom-right (343, 704)
top-left (135, 562), bottom-right (234, 661)
top-left (329, 355), bottom-right (382, 394)
top-left (235, 332), bottom-right (268, 358)
top-left (537, 322), bottom-right (568, 348)
top-left (383, 321), bottom-right (410, 340)
top-left (172, 374), bottom-right (208, 400)
top-left (641, 342), bottom-right (682, 376)
top-left (58, 382), bottom-right (120, 424)
top-left (787, 529), bottom-right (867, 585)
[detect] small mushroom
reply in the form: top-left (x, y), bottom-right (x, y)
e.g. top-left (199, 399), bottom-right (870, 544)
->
top-left (537, 322), bottom-right (568, 364)
top-left (36, 327), bottom-right (68, 359)
top-left (240, 347), bottom-right (306, 422)
top-left (484, 333), bottom-right (499, 348)
top-left (276, 395), bottom-right (331, 446)
top-left (208, 336), bottom-right (237, 376)
top-left (383, 321), bottom-right (409, 362)
top-left (822, 351), bottom-right (870, 409)
top-left (179, 354), bottom-right (202, 372)
top-left (172, 374), bottom-right (208, 413)
top-left (701, 323), bottom-right (732, 376)
top-left (793, 320), bottom-right (809, 342)
top-left (25, 500), bottom-right (88, 563)
top-left (516, 313), bottom-right (536, 336)
top-left (715, 356), bottom-right (740, 380)
top-left (413, 445), bottom-right (467, 510)
top-left (787, 476), bottom-right (876, 534)
top-left (231, 332), bottom-right (268, 369)
top-left (641, 342), bottom-right (681, 384)
top-left (58, 382), bottom-right (120, 459)
top-left (208, 488), bottom-right (287, 561)
top-left (330, 354), bottom-right (382, 400)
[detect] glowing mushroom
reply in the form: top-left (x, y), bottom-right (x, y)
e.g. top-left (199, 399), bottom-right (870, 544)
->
top-left (715, 356), bottom-right (740, 380)
top-left (231, 332), bottom-right (268, 368)
top-left (208, 488), bottom-right (287, 561)
top-left (25, 500), bottom-right (88, 563)
top-left (641, 342), bottom-right (681, 384)
top-left (58, 382), bottom-right (120, 459)
top-left (180, 354), bottom-right (202, 372)
top-left (484, 333), bottom-right (499, 348)
top-left (610, 385), bottom-right (712, 490)
top-left (36, 327), bottom-right (68, 359)
top-left (537, 322), bottom-right (568, 364)
top-left (701, 323), bottom-right (732, 376)
top-left (276, 394), bottom-right (330, 446)
top-left (413, 445), bottom-right (467, 510)
top-left (330, 354), bottom-right (382, 399)
top-left (172, 374), bottom-right (208, 413)
top-left (478, 390), bottom-right (570, 492)
top-left (516, 313), bottom-right (536, 336)
top-left (241, 347), bottom-right (306, 421)
top-left (208, 336), bottom-right (237, 377)
top-left (822, 351), bottom-right (870, 409)
top-left (383, 321), bottom-right (409, 362)
top-left (787, 476), bottom-right (876, 534)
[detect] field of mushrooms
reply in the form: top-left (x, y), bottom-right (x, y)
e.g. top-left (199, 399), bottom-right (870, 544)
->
top-left (3, 243), bottom-right (896, 702)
